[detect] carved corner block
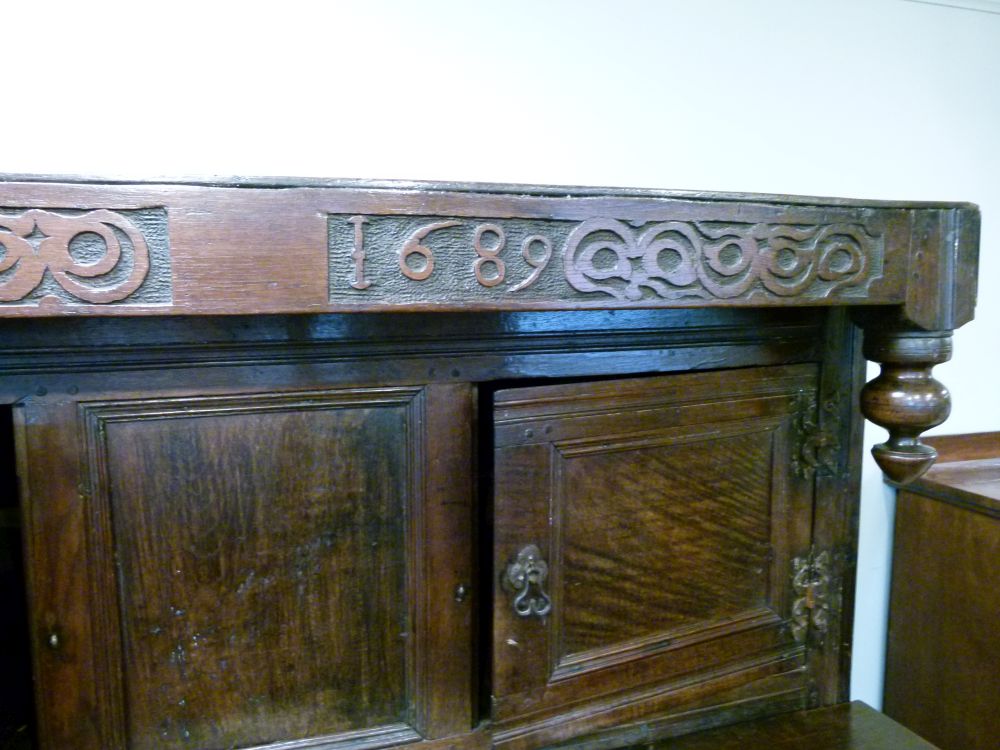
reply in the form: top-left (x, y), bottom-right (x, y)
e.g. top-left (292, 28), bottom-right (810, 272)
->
top-left (904, 206), bottom-right (980, 332)
top-left (860, 328), bottom-right (952, 484)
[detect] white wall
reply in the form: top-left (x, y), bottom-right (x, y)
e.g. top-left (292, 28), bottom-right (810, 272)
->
top-left (5, 0), bottom-right (997, 708)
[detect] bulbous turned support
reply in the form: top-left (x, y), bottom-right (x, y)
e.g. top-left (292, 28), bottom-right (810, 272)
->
top-left (861, 329), bottom-right (952, 484)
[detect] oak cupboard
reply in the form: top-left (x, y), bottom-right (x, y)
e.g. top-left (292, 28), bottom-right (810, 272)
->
top-left (0, 176), bottom-right (978, 749)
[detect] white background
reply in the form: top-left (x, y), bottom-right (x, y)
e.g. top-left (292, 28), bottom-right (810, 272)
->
top-left (4, 0), bottom-right (997, 708)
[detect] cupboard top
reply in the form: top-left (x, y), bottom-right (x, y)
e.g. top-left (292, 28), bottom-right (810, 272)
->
top-left (0, 175), bottom-right (979, 330)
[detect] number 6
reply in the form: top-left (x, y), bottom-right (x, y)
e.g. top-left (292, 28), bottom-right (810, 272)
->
top-left (400, 220), bottom-right (459, 281)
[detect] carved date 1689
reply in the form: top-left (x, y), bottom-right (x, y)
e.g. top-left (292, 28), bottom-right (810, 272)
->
top-left (330, 213), bottom-right (881, 305)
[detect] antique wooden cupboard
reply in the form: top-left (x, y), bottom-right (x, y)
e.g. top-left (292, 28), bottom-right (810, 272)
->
top-left (0, 177), bottom-right (979, 749)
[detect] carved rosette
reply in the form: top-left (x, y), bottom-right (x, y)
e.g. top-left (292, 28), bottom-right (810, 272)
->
top-left (563, 219), bottom-right (876, 302)
top-left (860, 329), bottom-right (952, 484)
top-left (0, 209), bottom-right (157, 304)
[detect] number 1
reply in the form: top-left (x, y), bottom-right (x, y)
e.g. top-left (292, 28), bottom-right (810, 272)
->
top-left (348, 215), bottom-right (371, 290)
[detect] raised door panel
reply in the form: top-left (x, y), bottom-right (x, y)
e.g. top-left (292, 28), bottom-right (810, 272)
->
top-left (17, 384), bottom-right (474, 750)
top-left (557, 428), bottom-right (778, 660)
top-left (100, 397), bottom-right (409, 748)
top-left (491, 366), bottom-right (817, 748)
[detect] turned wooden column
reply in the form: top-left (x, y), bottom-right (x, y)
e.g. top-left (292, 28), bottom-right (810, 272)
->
top-left (860, 328), bottom-right (952, 484)
top-left (855, 201), bottom-right (978, 485)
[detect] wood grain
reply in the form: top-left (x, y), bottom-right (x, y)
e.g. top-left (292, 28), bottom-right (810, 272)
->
top-left (2, 302), bottom-right (874, 749)
top-left (0, 177), bottom-right (978, 331)
top-left (491, 365), bottom-right (816, 731)
top-left (646, 701), bottom-right (938, 749)
top-left (923, 430), bottom-right (1000, 463)
top-left (807, 309), bottom-right (866, 704)
top-left (0, 174), bottom-right (969, 747)
top-left (95, 393), bottom-right (414, 748)
top-left (14, 401), bottom-right (105, 748)
top-left (556, 429), bottom-right (775, 658)
top-left (884, 472), bottom-right (1000, 749)
top-left (14, 381), bottom-right (475, 750)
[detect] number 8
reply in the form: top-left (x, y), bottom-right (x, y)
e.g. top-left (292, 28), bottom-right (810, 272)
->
top-left (474, 224), bottom-right (506, 287)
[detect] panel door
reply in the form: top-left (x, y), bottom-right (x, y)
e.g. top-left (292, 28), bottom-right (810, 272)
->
top-left (16, 382), bottom-right (474, 750)
top-left (491, 365), bottom-right (818, 747)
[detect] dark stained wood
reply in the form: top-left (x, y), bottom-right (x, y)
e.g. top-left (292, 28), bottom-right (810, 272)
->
top-left (808, 310), bottom-right (867, 704)
top-left (883, 434), bottom-right (1000, 750)
top-left (0, 310), bottom-right (907, 749)
top-left (0, 176), bottom-right (981, 750)
top-left (0, 406), bottom-right (35, 749)
top-left (98, 395), bottom-right (412, 748)
top-left (641, 701), bottom-right (938, 749)
top-left (907, 457), bottom-right (1000, 511)
top-left (417, 384), bottom-right (476, 737)
top-left (904, 206), bottom-right (980, 332)
top-left (0, 174), bottom-right (981, 482)
top-left (858, 325), bottom-right (953, 483)
top-left (491, 366), bottom-right (816, 743)
top-left (0, 177), bottom-right (977, 326)
top-left (15, 382), bottom-right (476, 750)
top-left (495, 667), bottom-right (810, 750)
top-left (557, 430), bottom-right (774, 655)
top-left (14, 400), bottom-right (105, 749)
top-left (922, 430), bottom-right (1000, 463)
top-left (0, 309), bottom-right (825, 388)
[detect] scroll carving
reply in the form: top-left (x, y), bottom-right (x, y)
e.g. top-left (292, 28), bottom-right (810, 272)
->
top-left (0, 209), bottom-right (164, 304)
top-left (330, 213), bottom-right (882, 306)
top-left (564, 219), bottom-right (875, 301)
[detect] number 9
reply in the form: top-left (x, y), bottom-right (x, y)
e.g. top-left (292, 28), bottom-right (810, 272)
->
top-left (509, 234), bottom-right (553, 292)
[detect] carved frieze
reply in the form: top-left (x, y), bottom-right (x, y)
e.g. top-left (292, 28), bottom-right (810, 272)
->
top-left (564, 219), bottom-right (877, 301)
top-left (329, 213), bottom-right (883, 306)
top-left (0, 208), bottom-right (170, 306)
